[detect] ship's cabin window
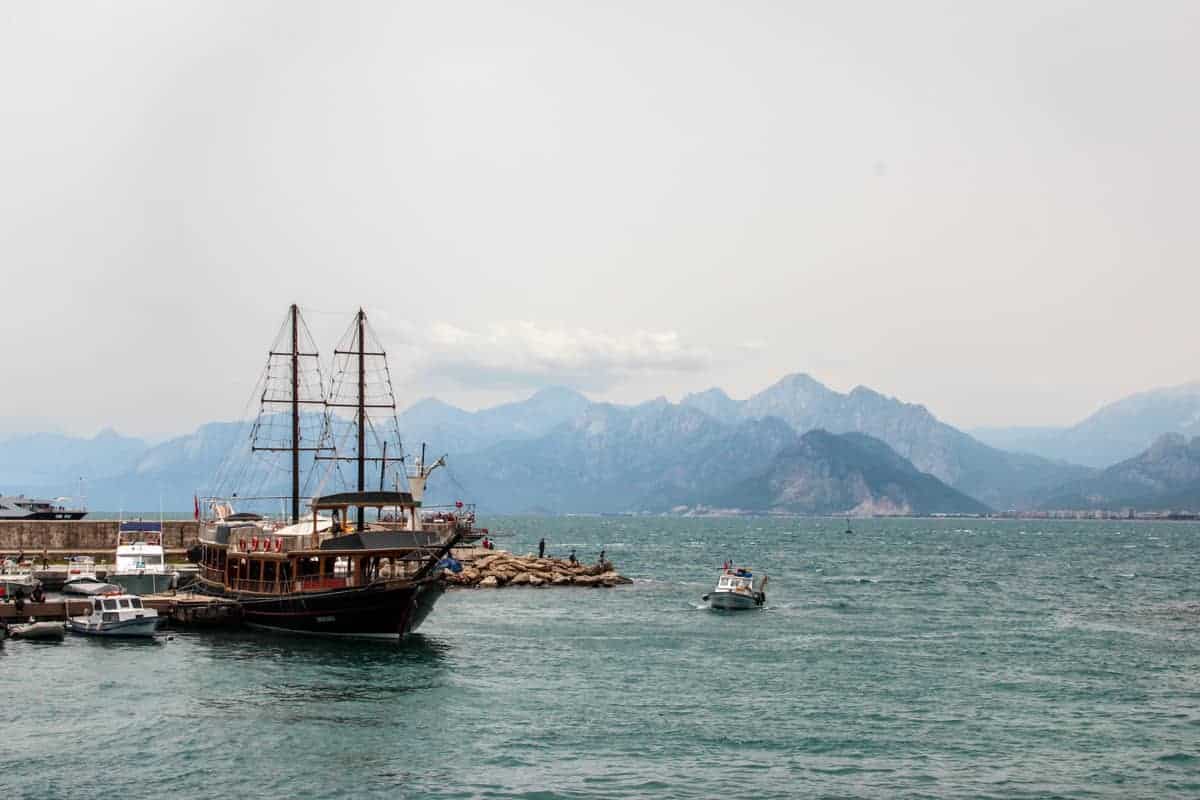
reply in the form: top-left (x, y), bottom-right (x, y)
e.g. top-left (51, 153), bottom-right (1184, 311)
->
top-left (102, 599), bottom-right (118, 611)
top-left (119, 598), bottom-right (132, 608)
top-left (130, 597), bottom-right (143, 609)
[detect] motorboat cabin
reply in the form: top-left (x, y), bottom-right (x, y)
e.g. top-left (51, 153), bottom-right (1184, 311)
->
top-left (707, 567), bottom-right (767, 610)
top-left (68, 593), bottom-right (162, 637)
top-left (111, 521), bottom-right (178, 595)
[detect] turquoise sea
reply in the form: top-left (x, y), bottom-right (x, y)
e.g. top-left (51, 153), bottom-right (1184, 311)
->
top-left (3, 517), bottom-right (1199, 799)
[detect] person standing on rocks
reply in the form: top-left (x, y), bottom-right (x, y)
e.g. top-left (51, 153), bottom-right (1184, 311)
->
top-left (598, 549), bottom-right (606, 565)
top-left (568, 549), bottom-right (576, 565)
top-left (538, 538), bottom-right (546, 559)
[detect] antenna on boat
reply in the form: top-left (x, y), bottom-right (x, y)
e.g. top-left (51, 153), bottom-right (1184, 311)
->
top-left (406, 443), bottom-right (446, 507)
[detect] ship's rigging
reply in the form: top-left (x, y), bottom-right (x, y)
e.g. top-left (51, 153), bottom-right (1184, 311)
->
top-left (210, 305), bottom-right (411, 527)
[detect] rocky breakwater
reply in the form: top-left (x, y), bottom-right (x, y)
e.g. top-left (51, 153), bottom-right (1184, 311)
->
top-left (443, 552), bottom-right (632, 589)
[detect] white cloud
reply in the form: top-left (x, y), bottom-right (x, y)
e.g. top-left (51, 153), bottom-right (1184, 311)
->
top-left (388, 320), bottom-right (710, 391)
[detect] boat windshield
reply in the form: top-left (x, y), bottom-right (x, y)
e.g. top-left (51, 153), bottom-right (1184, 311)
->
top-left (130, 597), bottom-right (143, 609)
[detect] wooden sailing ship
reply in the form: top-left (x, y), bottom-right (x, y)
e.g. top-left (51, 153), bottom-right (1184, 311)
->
top-left (192, 305), bottom-right (475, 639)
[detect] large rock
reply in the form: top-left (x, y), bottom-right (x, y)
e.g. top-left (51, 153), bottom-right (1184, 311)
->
top-left (478, 575), bottom-right (499, 588)
top-left (528, 575), bottom-right (545, 587)
top-left (509, 572), bottom-right (532, 586)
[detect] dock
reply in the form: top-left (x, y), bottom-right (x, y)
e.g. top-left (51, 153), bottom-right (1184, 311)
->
top-left (142, 592), bottom-right (241, 626)
top-left (1, 592), bottom-right (240, 626)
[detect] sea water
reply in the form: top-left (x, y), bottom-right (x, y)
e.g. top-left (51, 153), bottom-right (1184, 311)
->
top-left (2, 517), bottom-right (1198, 798)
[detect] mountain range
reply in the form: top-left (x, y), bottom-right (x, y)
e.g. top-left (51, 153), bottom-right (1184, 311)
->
top-left (1037, 433), bottom-right (1200, 511)
top-left (972, 381), bottom-right (1200, 468)
top-left (3, 374), bottom-right (1199, 514)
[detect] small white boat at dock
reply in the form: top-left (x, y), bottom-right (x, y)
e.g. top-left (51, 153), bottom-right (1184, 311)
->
top-left (1, 558), bottom-right (40, 597)
top-left (62, 556), bottom-right (122, 596)
top-left (68, 593), bottom-right (162, 637)
top-left (110, 522), bottom-right (178, 595)
top-left (706, 567), bottom-right (767, 610)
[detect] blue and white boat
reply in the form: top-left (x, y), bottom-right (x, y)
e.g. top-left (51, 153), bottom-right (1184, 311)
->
top-left (110, 521), bottom-right (177, 596)
top-left (707, 567), bottom-right (767, 610)
top-left (68, 593), bottom-right (162, 637)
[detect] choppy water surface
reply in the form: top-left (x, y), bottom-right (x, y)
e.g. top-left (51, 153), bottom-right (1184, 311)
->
top-left (3, 517), bottom-right (1199, 798)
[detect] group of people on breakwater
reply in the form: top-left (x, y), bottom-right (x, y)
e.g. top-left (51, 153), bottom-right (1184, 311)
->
top-left (445, 537), bottom-right (629, 589)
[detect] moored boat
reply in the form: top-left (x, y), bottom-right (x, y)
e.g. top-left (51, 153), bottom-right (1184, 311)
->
top-left (109, 521), bottom-right (178, 595)
top-left (0, 494), bottom-right (86, 520)
top-left (0, 558), bottom-right (40, 597)
top-left (68, 593), bottom-right (162, 637)
top-left (192, 305), bottom-right (474, 640)
top-left (706, 567), bottom-right (767, 610)
top-left (8, 621), bottom-right (66, 641)
top-left (62, 556), bottom-right (122, 596)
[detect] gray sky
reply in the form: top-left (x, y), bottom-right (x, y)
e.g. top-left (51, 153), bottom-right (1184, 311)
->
top-left (2, 1), bottom-right (1197, 439)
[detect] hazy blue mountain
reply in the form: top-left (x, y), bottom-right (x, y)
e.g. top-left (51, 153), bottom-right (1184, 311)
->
top-left (398, 387), bottom-right (591, 456)
top-left (685, 374), bottom-right (1090, 509)
top-left (710, 430), bottom-right (991, 515)
top-left (1038, 433), bottom-right (1200, 510)
top-left (433, 401), bottom-right (801, 513)
top-left (972, 381), bottom-right (1200, 468)
top-left (0, 429), bottom-right (148, 490)
top-left (4, 377), bottom-right (1108, 513)
top-left (679, 387), bottom-right (740, 423)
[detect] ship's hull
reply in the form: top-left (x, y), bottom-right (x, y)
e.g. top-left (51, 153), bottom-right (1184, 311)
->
top-left (23, 511), bottom-right (87, 520)
top-left (68, 616), bottom-right (162, 637)
top-left (198, 577), bottom-right (446, 640)
top-left (109, 571), bottom-right (177, 596)
top-left (708, 589), bottom-right (760, 610)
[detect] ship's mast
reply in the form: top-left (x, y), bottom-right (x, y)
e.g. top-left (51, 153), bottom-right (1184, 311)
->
top-left (323, 307), bottom-right (400, 532)
top-left (291, 304), bottom-right (301, 524)
top-left (249, 304), bottom-right (327, 523)
top-left (357, 308), bottom-right (367, 531)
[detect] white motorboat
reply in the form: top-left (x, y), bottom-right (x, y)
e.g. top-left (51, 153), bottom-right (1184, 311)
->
top-left (68, 593), bottom-right (162, 638)
top-left (109, 522), bottom-right (178, 596)
top-left (62, 556), bottom-right (122, 596)
top-left (0, 558), bottom-right (40, 598)
top-left (8, 621), bottom-right (66, 641)
top-left (706, 567), bottom-right (767, 610)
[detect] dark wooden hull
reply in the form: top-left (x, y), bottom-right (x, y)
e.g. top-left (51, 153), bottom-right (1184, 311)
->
top-left (196, 578), bottom-right (446, 640)
top-left (23, 511), bottom-right (87, 520)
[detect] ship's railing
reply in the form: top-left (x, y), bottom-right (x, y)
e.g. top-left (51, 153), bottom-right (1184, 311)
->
top-left (227, 578), bottom-right (289, 594)
top-left (198, 564), bottom-right (226, 583)
top-left (221, 534), bottom-right (310, 554)
top-left (419, 504), bottom-right (477, 538)
top-left (293, 576), bottom-right (353, 592)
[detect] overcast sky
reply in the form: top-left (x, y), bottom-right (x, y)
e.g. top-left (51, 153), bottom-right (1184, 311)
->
top-left (2, 1), bottom-right (1197, 439)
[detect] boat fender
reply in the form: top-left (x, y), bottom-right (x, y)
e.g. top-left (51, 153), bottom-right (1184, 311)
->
top-left (251, 535), bottom-right (259, 551)
top-left (274, 537), bottom-right (282, 552)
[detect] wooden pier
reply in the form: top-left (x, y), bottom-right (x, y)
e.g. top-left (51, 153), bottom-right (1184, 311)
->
top-left (142, 592), bottom-right (242, 626)
top-left (1, 592), bottom-right (241, 626)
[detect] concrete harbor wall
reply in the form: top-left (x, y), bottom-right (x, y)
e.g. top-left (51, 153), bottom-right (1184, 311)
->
top-left (0, 520), bottom-right (200, 552)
